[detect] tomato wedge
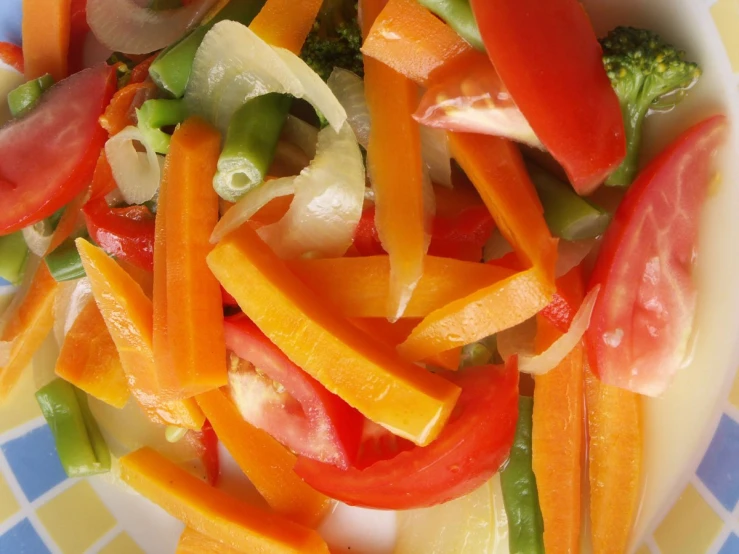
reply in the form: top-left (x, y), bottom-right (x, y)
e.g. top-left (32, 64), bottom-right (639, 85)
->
top-left (586, 115), bottom-right (728, 396)
top-left (0, 64), bottom-right (116, 235)
top-left (469, 0), bottom-right (625, 194)
top-left (294, 360), bottom-right (519, 509)
top-left (224, 315), bottom-right (363, 470)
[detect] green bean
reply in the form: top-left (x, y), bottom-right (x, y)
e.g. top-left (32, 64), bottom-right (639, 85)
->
top-left (45, 235), bottom-right (88, 282)
top-left (7, 74), bottom-right (54, 118)
top-left (149, 0), bottom-right (268, 97)
top-left (528, 162), bottom-right (611, 241)
top-left (500, 396), bottom-right (545, 554)
top-left (136, 98), bottom-right (188, 154)
top-left (417, 0), bottom-right (484, 51)
top-left (0, 232), bottom-right (28, 284)
top-left (214, 93), bottom-right (292, 202)
top-left (35, 379), bottom-right (111, 477)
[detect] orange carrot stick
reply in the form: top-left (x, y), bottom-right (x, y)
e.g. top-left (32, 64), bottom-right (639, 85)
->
top-left (55, 300), bottom-right (129, 408)
top-left (0, 263), bottom-right (59, 399)
top-left (177, 528), bottom-right (242, 554)
top-left (288, 256), bottom-right (513, 319)
top-left (196, 389), bottom-right (331, 527)
top-left (76, 239), bottom-right (204, 429)
top-left (249, 0), bottom-right (323, 53)
top-left (585, 366), bottom-right (642, 554)
top-left (448, 132), bottom-right (559, 286)
top-left (207, 224), bottom-right (461, 447)
top-left (531, 269), bottom-right (584, 554)
top-left (154, 118), bottom-right (226, 398)
top-left (120, 447), bottom-right (330, 554)
top-left (22, 0), bottom-right (71, 80)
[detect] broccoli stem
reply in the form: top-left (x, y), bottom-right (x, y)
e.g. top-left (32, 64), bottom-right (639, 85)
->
top-left (7, 74), bottom-right (54, 118)
top-left (149, 0), bottom-right (267, 98)
top-left (213, 93), bottom-right (293, 202)
top-left (417, 0), bottom-right (484, 51)
top-left (605, 101), bottom-right (648, 187)
top-left (528, 162), bottom-right (610, 240)
top-left (136, 99), bottom-right (188, 154)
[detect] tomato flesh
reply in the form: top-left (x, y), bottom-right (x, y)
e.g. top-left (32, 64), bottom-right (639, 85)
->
top-left (224, 315), bottom-right (363, 469)
top-left (294, 360), bottom-right (519, 509)
top-left (586, 115), bottom-right (728, 396)
top-left (0, 64), bottom-right (116, 235)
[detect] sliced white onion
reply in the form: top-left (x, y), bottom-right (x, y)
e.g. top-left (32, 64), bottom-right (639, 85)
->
top-left (419, 126), bottom-right (452, 188)
top-left (556, 238), bottom-right (599, 278)
top-left (186, 21), bottom-right (346, 135)
top-left (281, 115), bottom-right (318, 159)
top-left (105, 125), bottom-right (161, 205)
top-left (53, 278), bottom-right (92, 346)
top-left (259, 123), bottom-right (365, 259)
top-left (22, 220), bottom-right (54, 257)
top-left (211, 178), bottom-right (296, 243)
top-left (497, 317), bottom-right (537, 362)
top-left (518, 285), bottom-right (600, 375)
top-left (327, 68), bottom-right (370, 148)
top-left (87, 0), bottom-right (217, 55)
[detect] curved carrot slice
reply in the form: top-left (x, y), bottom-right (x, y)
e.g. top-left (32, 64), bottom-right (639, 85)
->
top-left (207, 224), bottom-right (461, 447)
top-left (249, 0), bottom-right (322, 53)
top-left (196, 389), bottom-right (331, 527)
top-left (585, 366), bottom-right (642, 554)
top-left (288, 256), bottom-right (513, 319)
top-left (177, 528), bottom-right (241, 554)
top-left (55, 300), bottom-right (129, 409)
top-left (22, 0), bottom-right (71, 81)
top-left (120, 447), bottom-right (330, 554)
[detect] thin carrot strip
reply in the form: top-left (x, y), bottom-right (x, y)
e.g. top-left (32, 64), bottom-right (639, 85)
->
top-left (249, 0), bottom-right (323, 53)
top-left (22, 0), bottom-right (72, 80)
top-left (531, 269), bottom-right (584, 554)
top-left (177, 528), bottom-right (242, 554)
top-left (155, 118), bottom-right (226, 398)
top-left (120, 447), bottom-right (330, 554)
top-left (585, 366), bottom-right (642, 554)
top-left (99, 81), bottom-right (157, 137)
top-left (0, 42), bottom-right (24, 73)
top-left (196, 389), bottom-right (331, 528)
top-left (0, 263), bottom-right (59, 400)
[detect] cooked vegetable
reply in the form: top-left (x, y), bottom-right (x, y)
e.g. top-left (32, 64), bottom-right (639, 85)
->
top-left (44, 234), bottom-right (88, 282)
top-left (21, 0), bottom-right (70, 80)
top-left (213, 93), bottom-right (292, 202)
top-left (149, 0), bottom-right (268, 98)
top-left (601, 27), bottom-right (702, 186)
top-left (177, 528), bottom-right (242, 554)
top-left (207, 224), bottom-right (461, 446)
top-left (99, 81), bottom-right (158, 137)
top-left (197, 388), bottom-right (332, 527)
top-left (36, 378), bottom-right (111, 477)
top-left (586, 115), bottom-right (728, 396)
top-left (119, 447), bottom-right (331, 553)
top-left (301, 0), bottom-right (363, 81)
top-left (136, 99), bottom-right (188, 154)
top-left (0, 42), bottom-right (24, 73)
top-left (500, 396), bottom-right (545, 554)
top-left (528, 162), bottom-right (610, 241)
top-left (250, 0), bottom-right (323, 53)
top-left (470, 0), bottom-right (626, 194)
top-left (294, 362), bottom-right (518, 509)
top-left (55, 300), bottom-right (129, 409)
top-left (0, 64), bottom-right (116, 235)
top-left (417, 0), bottom-right (484, 51)
top-left (105, 125), bottom-right (162, 206)
top-left (0, 232), bottom-right (28, 285)
top-left (7, 73), bottom-right (53, 118)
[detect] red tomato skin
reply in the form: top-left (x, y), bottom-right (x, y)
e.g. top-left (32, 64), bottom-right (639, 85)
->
top-left (586, 115), bottom-right (728, 396)
top-left (224, 315), bottom-right (363, 469)
top-left (294, 359), bottom-right (519, 509)
top-left (469, 0), bottom-right (625, 194)
top-left (0, 64), bottom-right (116, 235)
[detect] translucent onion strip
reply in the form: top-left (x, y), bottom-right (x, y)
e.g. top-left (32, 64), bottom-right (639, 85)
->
top-left (419, 126), bottom-right (452, 188)
top-left (22, 220), bottom-right (54, 257)
top-left (87, 0), bottom-right (217, 55)
top-left (53, 277), bottom-right (92, 346)
top-left (105, 125), bottom-right (161, 205)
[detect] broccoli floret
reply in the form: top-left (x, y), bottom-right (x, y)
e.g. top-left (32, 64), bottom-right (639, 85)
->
top-left (601, 26), bottom-right (701, 186)
top-left (301, 0), bottom-right (363, 82)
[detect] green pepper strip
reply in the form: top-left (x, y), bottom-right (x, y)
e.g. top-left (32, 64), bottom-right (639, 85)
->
top-left (527, 162), bottom-right (611, 241)
top-left (44, 233), bottom-right (89, 282)
top-left (7, 74), bottom-right (55, 118)
top-left (500, 396), bottom-right (545, 554)
top-left (136, 99), bottom-right (188, 154)
top-left (417, 0), bottom-right (485, 52)
top-left (0, 232), bottom-right (29, 285)
top-left (35, 379), bottom-right (111, 478)
top-left (214, 93), bottom-right (292, 202)
top-left (149, 0), bottom-right (268, 98)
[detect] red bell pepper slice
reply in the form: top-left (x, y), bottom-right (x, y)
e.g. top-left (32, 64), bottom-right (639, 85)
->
top-left (294, 359), bottom-right (519, 509)
top-left (0, 42), bottom-right (24, 73)
top-left (586, 115), bottom-right (728, 396)
top-left (224, 315), bottom-right (364, 470)
top-left (469, 0), bottom-right (626, 194)
top-left (188, 420), bottom-right (220, 487)
top-left (0, 64), bottom-right (116, 235)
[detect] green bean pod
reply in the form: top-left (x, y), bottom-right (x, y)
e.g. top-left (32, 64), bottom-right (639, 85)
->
top-left (136, 98), bottom-right (188, 154)
top-left (7, 74), bottom-right (54, 118)
top-left (0, 232), bottom-right (28, 284)
top-left (45, 235), bottom-right (88, 282)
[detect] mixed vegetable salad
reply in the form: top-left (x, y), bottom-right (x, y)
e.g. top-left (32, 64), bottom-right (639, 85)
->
top-left (0, 0), bottom-right (729, 552)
